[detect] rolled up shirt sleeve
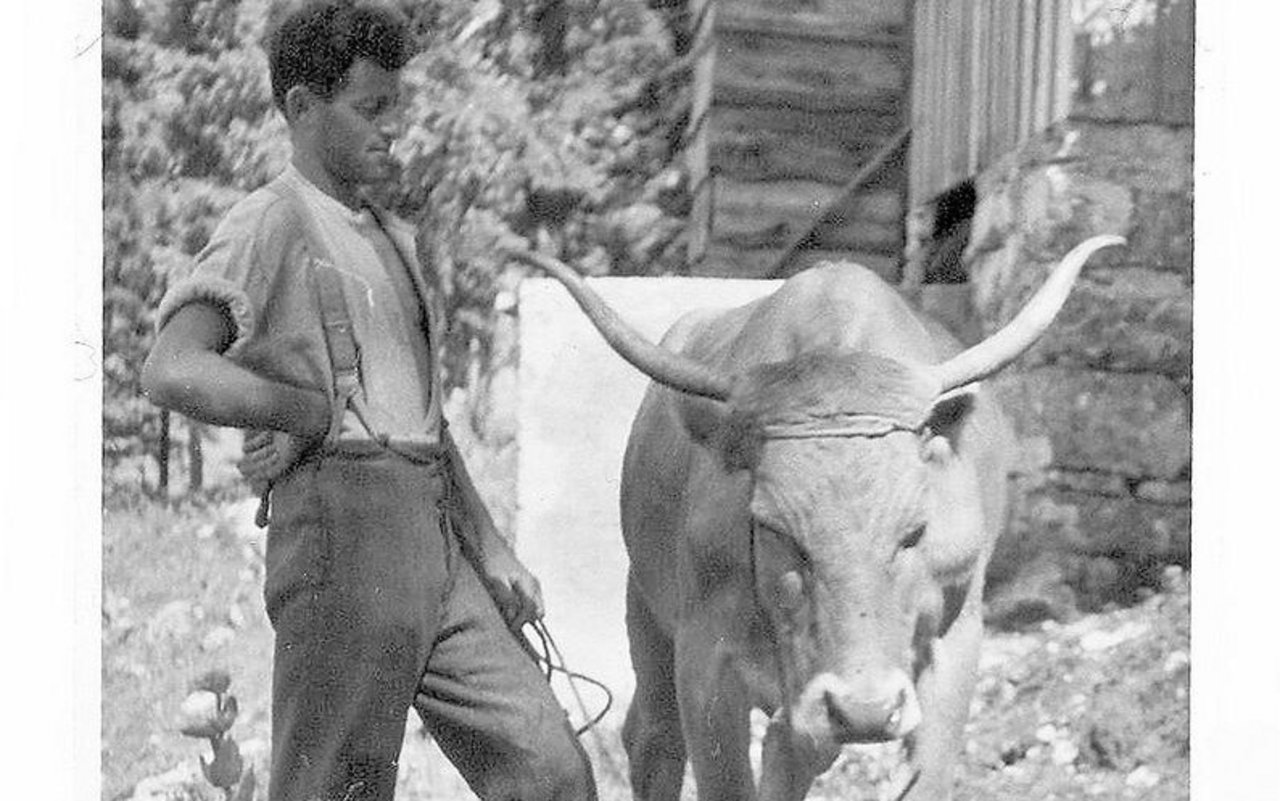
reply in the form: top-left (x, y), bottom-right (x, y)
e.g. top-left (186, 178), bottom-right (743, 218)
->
top-left (156, 274), bottom-right (256, 355)
top-left (156, 190), bottom-right (298, 359)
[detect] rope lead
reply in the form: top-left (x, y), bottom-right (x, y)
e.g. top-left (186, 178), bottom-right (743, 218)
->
top-left (523, 620), bottom-right (614, 736)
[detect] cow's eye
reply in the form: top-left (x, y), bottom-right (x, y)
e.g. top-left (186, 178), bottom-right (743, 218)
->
top-left (900, 525), bottom-right (925, 551)
top-left (777, 570), bottom-right (805, 611)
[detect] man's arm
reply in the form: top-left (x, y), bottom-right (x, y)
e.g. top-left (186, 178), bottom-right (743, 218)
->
top-left (442, 427), bottom-right (545, 626)
top-left (142, 302), bottom-right (330, 438)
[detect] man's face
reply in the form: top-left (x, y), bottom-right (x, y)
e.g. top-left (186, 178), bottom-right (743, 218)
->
top-left (312, 59), bottom-right (403, 189)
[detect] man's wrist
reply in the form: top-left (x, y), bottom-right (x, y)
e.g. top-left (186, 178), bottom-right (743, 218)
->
top-left (290, 390), bottom-right (331, 440)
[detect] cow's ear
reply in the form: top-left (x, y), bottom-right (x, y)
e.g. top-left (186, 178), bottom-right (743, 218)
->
top-left (677, 394), bottom-right (761, 471)
top-left (676, 394), bottom-right (728, 445)
top-left (921, 385), bottom-right (980, 460)
top-left (716, 410), bottom-right (763, 472)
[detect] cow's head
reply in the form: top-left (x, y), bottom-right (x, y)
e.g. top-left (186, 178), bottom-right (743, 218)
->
top-left (717, 350), bottom-right (981, 747)
top-left (510, 235), bottom-right (1122, 747)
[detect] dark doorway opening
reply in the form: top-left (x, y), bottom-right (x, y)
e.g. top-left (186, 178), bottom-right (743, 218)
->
top-left (914, 179), bottom-right (980, 343)
top-left (922, 179), bottom-right (976, 285)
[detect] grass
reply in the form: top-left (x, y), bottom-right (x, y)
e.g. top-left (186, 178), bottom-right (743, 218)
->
top-left (102, 495), bottom-right (274, 800)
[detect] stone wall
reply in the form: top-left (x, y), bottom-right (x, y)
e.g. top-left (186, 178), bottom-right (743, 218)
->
top-left (964, 120), bottom-right (1192, 623)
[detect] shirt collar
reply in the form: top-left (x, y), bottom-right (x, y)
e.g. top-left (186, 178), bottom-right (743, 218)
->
top-left (280, 162), bottom-right (379, 227)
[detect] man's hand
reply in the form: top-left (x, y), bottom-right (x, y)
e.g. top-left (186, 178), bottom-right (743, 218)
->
top-left (478, 547), bottom-right (545, 630)
top-left (440, 427), bottom-right (545, 628)
top-left (237, 429), bottom-right (319, 494)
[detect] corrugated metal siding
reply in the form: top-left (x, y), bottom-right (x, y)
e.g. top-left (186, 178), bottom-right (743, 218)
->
top-left (910, 0), bottom-right (1074, 206)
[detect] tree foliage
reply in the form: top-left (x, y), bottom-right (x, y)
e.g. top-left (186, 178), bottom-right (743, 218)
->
top-left (103, 0), bottom-right (695, 495)
top-left (385, 0), bottom-right (691, 379)
top-left (103, 0), bottom-right (288, 492)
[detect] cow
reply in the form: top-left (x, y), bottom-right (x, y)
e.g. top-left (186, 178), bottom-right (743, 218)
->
top-left (512, 235), bottom-right (1122, 801)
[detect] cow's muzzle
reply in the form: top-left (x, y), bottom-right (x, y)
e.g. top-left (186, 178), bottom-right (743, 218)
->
top-left (791, 671), bottom-right (922, 744)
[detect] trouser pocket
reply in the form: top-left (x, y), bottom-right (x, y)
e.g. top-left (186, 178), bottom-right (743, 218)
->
top-left (263, 461), bottom-right (330, 628)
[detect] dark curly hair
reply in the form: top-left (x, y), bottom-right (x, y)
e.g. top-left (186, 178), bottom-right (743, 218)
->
top-left (267, 0), bottom-right (413, 114)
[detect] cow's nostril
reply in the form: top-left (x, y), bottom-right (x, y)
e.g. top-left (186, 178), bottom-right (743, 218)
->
top-left (885, 689), bottom-right (907, 730)
top-left (824, 687), bottom-right (910, 743)
top-left (823, 690), bottom-right (853, 732)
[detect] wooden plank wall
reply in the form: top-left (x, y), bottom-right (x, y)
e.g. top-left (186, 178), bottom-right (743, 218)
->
top-left (695, 0), bottom-right (912, 281)
top-left (910, 0), bottom-right (1075, 207)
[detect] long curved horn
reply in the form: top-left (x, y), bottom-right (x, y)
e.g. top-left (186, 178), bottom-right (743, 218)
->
top-left (508, 249), bottom-right (736, 401)
top-left (931, 234), bottom-right (1126, 392)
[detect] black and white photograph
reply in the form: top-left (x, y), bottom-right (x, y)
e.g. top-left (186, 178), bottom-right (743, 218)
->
top-left (3, 1), bottom-right (1275, 800)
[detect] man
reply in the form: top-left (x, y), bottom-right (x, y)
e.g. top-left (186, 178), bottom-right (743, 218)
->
top-left (142, 3), bottom-right (597, 800)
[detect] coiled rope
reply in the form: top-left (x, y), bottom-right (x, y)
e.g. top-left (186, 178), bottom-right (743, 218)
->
top-left (521, 619), bottom-right (613, 737)
top-left (519, 619), bottom-right (629, 784)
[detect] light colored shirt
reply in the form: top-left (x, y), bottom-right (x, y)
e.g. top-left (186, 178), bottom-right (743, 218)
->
top-left (157, 163), bottom-right (446, 445)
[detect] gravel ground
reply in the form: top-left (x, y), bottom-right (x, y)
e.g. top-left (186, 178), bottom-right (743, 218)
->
top-left (103, 498), bottom-right (1188, 801)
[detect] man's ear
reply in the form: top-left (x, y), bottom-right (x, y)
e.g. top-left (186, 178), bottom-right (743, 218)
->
top-left (921, 384), bottom-right (980, 462)
top-left (283, 84), bottom-right (319, 125)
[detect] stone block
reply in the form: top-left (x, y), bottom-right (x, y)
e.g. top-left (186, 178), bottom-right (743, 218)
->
top-left (984, 552), bottom-right (1079, 628)
top-left (964, 120), bottom-right (1190, 271)
top-left (1009, 435), bottom-right (1054, 479)
top-left (1070, 123), bottom-right (1194, 195)
top-left (967, 236), bottom-right (1030, 329)
top-left (1125, 189), bottom-right (1194, 275)
top-left (998, 267), bottom-right (1191, 378)
top-left (1014, 485), bottom-right (1191, 563)
top-left (987, 478), bottom-right (1191, 617)
top-left (1134, 479), bottom-right (1192, 505)
top-left (918, 283), bottom-right (982, 345)
top-left (992, 368), bottom-right (1190, 480)
top-left (1017, 165), bottom-right (1135, 260)
top-left (967, 182), bottom-right (1016, 257)
top-left (1045, 469), bottom-right (1131, 497)
top-left (988, 477), bottom-right (1079, 583)
top-left (993, 121), bottom-right (1078, 172)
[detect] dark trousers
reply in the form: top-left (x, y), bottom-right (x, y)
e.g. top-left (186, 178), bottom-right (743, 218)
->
top-left (264, 450), bottom-right (596, 801)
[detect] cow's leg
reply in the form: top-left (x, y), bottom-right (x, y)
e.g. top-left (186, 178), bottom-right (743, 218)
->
top-left (675, 624), bottom-right (755, 801)
top-left (756, 715), bottom-right (837, 801)
top-left (621, 577), bottom-right (686, 801)
top-left (899, 584), bottom-right (984, 801)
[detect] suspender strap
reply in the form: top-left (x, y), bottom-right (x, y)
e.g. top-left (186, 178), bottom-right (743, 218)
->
top-left (310, 264), bottom-right (365, 447)
top-left (269, 178), bottom-right (374, 447)
top-left (253, 177), bottom-right (442, 527)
